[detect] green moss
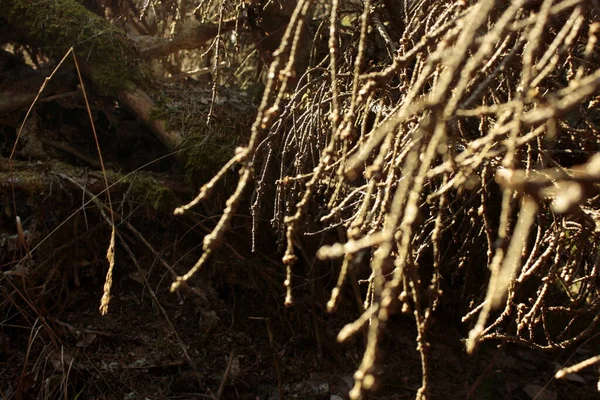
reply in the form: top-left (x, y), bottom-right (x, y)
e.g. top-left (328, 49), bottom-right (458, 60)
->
top-left (4, 0), bottom-right (146, 95)
top-left (179, 124), bottom-right (240, 184)
top-left (120, 172), bottom-right (178, 213)
top-left (153, 84), bottom-right (256, 184)
top-left (0, 161), bottom-right (176, 213)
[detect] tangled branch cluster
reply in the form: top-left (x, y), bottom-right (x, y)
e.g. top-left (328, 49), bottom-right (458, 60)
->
top-left (176, 0), bottom-right (600, 398)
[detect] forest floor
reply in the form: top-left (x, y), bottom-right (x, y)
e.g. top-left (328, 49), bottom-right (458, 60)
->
top-left (2, 231), bottom-right (600, 400)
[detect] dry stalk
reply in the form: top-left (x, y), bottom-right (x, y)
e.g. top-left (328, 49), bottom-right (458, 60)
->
top-left (174, 1), bottom-right (600, 398)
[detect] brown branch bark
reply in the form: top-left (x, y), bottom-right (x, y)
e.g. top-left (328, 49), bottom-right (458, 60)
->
top-left (133, 19), bottom-right (236, 59)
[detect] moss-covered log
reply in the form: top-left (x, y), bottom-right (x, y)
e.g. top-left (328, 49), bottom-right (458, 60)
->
top-left (1, 0), bottom-right (145, 94)
top-left (0, 0), bottom-right (255, 163)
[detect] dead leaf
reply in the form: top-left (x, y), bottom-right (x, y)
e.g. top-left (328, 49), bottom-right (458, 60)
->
top-left (553, 362), bottom-right (586, 384)
top-left (76, 332), bottom-right (97, 348)
top-left (523, 384), bottom-right (557, 400)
